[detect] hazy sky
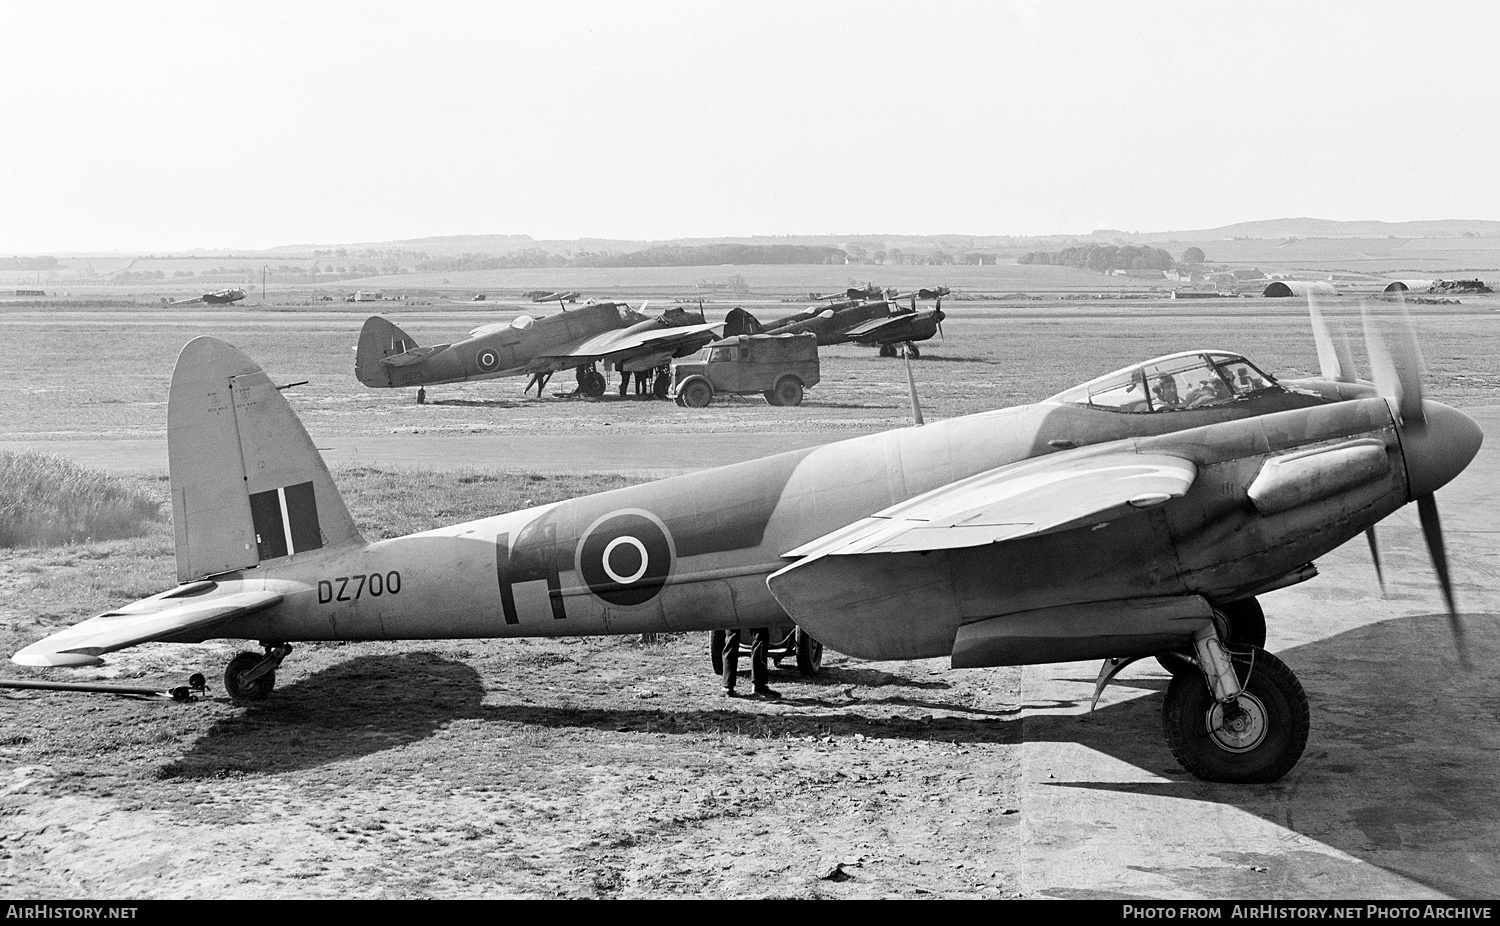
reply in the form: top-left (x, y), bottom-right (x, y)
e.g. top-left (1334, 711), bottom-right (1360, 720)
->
top-left (5, 0), bottom-right (1499, 252)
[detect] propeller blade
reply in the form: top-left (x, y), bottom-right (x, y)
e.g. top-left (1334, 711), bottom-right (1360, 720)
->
top-left (1365, 527), bottom-right (1386, 595)
top-left (1362, 302), bottom-right (1425, 427)
top-left (1314, 295), bottom-right (1362, 382)
top-left (1417, 494), bottom-right (1466, 663)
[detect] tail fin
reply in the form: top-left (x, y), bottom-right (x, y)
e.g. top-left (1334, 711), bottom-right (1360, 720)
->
top-left (355, 315), bottom-right (420, 387)
top-left (168, 337), bottom-right (364, 583)
top-left (723, 307), bottom-right (764, 338)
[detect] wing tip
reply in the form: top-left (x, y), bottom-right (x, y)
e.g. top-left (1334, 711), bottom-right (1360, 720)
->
top-left (12, 648), bottom-right (104, 668)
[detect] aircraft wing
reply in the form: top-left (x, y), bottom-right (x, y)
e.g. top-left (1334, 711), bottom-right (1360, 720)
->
top-left (844, 313), bottom-right (922, 342)
top-left (544, 322), bottom-right (721, 361)
top-left (12, 588), bottom-right (283, 668)
top-left (781, 449), bottom-right (1197, 559)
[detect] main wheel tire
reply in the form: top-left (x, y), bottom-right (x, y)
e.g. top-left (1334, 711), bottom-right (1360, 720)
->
top-left (1156, 597), bottom-right (1268, 677)
top-left (710, 629), bottom-right (726, 676)
top-left (580, 370), bottom-right (606, 398)
top-left (1162, 645), bottom-right (1309, 783)
top-left (653, 373), bottom-right (671, 400)
top-left (763, 389), bottom-right (782, 406)
top-left (794, 627), bottom-right (823, 677)
top-left (878, 344), bottom-right (896, 358)
top-left (224, 651), bottom-right (275, 702)
top-left (681, 379), bottom-right (713, 408)
top-left (773, 376), bottom-right (804, 407)
top-left (908, 344), bottom-right (921, 359)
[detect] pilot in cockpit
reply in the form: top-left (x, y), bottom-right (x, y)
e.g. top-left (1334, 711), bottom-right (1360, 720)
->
top-left (1151, 374), bottom-right (1182, 409)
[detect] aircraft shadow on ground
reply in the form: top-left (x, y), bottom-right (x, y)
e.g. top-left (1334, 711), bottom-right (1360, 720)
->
top-left (1025, 613), bottom-right (1500, 898)
top-left (426, 398), bottom-right (531, 409)
top-left (156, 652), bottom-right (487, 779)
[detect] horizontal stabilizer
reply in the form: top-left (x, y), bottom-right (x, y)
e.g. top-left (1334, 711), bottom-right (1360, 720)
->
top-left (783, 449), bottom-right (1196, 559)
top-left (12, 587), bottom-right (282, 667)
top-left (382, 345), bottom-right (441, 367)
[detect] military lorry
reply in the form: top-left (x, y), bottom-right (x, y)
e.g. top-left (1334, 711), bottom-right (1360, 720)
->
top-left (671, 332), bottom-right (820, 407)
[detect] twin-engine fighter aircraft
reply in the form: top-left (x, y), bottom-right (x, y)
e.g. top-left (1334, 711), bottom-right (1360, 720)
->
top-left (14, 308), bottom-right (1481, 783)
top-left (724, 285), bottom-right (949, 356)
top-left (355, 301), bottom-right (720, 398)
top-left (168, 288), bottom-right (247, 306)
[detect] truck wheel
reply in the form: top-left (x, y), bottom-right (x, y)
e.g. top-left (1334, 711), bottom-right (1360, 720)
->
top-left (773, 376), bottom-right (804, 407)
top-left (763, 389), bottom-right (782, 406)
top-left (681, 378), bottom-right (713, 408)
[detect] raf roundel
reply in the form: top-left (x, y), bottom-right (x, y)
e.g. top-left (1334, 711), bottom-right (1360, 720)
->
top-left (476, 348), bottom-right (500, 371)
top-left (576, 510), bottom-right (674, 607)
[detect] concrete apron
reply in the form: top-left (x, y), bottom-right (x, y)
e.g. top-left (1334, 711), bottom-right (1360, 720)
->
top-left (1017, 407), bottom-right (1500, 900)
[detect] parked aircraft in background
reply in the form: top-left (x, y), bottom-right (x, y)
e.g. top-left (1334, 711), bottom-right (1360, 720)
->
top-left (167, 288), bottom-right (247, 306)
top-left (355, 301), bottom-right (720, 399)
top-left (724, 285), bottom-right (949, 356)
top-left (14, 304), bottom-right (1480, 783)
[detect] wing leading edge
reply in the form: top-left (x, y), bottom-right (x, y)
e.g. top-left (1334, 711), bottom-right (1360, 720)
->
top-left (781, 449), bottom-right (1197, 559)
top-left (13, 586), bottom-right (283, 668)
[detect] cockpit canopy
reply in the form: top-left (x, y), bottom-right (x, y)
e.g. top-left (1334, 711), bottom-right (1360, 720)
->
top-left (1048, 351), bottom-right (1278, 413)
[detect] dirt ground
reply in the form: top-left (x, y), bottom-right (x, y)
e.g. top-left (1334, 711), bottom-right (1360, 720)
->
top-left (0, 630), bottom-right (1026, 899)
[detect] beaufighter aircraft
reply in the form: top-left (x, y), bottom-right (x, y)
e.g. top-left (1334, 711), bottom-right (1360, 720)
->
top-left (13, 307), bottom-right (1481, 784)
top-left (167, 288), bottom-right (247, 306)
top-left (355, 301), bottom-right (720, 400)
top-left (724, 285), bottom-right (949, 357)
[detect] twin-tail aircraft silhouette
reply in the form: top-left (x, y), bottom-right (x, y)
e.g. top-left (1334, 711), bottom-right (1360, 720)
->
top-left (355, 300), bottom-right (719, 399)
top-left (724, 285), bottom-right (949, 357)
top-left (167, 288), bottom-right (247, 306)
top-left (14, 303), bottom-right (1481, 783)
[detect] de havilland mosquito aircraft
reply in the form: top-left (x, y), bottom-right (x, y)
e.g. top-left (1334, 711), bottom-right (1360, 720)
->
top-left (13, 307), bottom-right (1481, 783)
top-left (355, 301), bottom-right (720, 399)
top-left (724, 285), bottom-right (949, 357)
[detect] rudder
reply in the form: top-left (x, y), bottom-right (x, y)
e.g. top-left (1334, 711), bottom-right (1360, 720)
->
top-left (355, 315), bottom-right (419, 387)
top-left (168, 337), bottom-right (364, 583)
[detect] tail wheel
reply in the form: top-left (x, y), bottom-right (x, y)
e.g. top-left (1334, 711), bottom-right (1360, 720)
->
top-left (224, 651), bottom-right (275, 702)
top-left (710, 629), bottom-right (726, 676)
top-left (794, 627), bottom-right (823, 677)
top-left (1162, 645), bottom-right (1309, 783)
top-left (773, 376), bottom-right (804, 407)
top-left (680, 379), bottom-right (713, 408)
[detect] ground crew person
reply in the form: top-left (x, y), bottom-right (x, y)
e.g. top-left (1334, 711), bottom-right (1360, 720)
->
top-left (722, 627), bottom-right (780, 699)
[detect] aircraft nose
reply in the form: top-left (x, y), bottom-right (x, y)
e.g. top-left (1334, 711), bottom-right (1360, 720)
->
top-left (1404, 401), bottom-right (1484, 499)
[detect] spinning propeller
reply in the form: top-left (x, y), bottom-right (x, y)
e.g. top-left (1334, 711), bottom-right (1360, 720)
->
top-left (1308, 294), bottom-right (1482, 660)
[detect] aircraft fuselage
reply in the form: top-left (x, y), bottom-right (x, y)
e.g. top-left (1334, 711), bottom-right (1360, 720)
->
top-left (189, 390), bottom-right (1419, 663)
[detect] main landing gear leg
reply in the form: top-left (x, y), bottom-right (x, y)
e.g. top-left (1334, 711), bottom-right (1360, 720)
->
top-left (224, 643), bottom-right (293, 702)
top-left (1162, 626), bottom-right (1309, 783)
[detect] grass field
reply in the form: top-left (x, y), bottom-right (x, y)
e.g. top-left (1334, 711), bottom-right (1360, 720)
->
top-left (1, 295), bottom-right (1497, 451)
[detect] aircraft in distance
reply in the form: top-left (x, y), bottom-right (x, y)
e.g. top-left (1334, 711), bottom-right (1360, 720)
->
top-left (167, 289), bottom-right (247, 306)
top-left (13, 308), bottom-right (1481, 783)
top-left (355, 301), bottom-right (720, 399)
top-left (724, 285), bottom-right (949, 357)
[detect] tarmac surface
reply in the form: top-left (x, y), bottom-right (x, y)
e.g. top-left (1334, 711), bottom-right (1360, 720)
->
top-left (6, 407), bottom-right (1497, 900)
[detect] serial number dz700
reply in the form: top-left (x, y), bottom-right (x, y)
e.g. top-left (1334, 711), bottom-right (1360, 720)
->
top-left (317, 571), bottom-right (402, 603)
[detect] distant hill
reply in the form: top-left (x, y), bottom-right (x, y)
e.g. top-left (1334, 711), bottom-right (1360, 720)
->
top-left (1100, 217), bottom-right (1500, 241)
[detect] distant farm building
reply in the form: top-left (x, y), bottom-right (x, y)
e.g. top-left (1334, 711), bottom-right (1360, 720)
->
top-left (1263, 281), bottom-right (1337, 298)
top-left (1384, 280), bottom-right (1435, 293)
